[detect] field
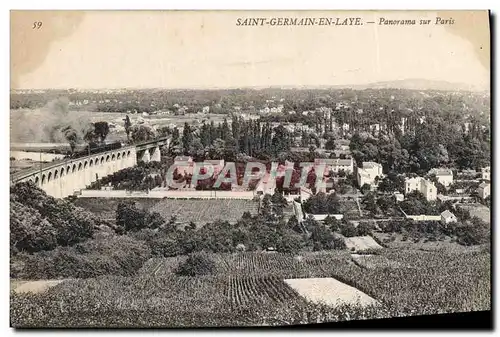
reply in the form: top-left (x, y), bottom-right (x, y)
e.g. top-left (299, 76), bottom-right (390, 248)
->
top-left (73, 198), bottom-right (160, 221)
top-left (73, 197), bottom-right (258, 225)
top-left (344, 236), bottom-right (384, 252)
top-left (338, 200), bottom-right (361, 219)
top-left (350, 254), bottom-right (409, 269)
top-left (10, 247), bottom-right (491, 327)
top-left (457, 203), bottom-right (491, 224)
top-left (371, 232), bottom-right (488, 252)
top-left (140, 251), bottom-right (356, 278)
top-left (147, 199), bottom-right (259, 224)
top-left (284, 278), bottom-right (379, 308)
top-left (12, 280), bottom-right (66, 294)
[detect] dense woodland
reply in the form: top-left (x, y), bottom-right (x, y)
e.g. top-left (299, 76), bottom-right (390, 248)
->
top-left (11, 88), bottom-right (490, 173)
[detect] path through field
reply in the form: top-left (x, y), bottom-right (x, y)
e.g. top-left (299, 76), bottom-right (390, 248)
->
top-left (13, 280), bottom-right (67, 294)
top-left (284, 277), bottom-right (379, 308)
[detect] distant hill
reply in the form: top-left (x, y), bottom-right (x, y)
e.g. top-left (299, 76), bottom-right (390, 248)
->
top-left (11, 79), bottom-right (489, 93)
top-left (342, 79), bottom-right (488, 92)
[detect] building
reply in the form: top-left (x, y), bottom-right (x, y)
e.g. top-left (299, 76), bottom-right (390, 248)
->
top-left (202, 159), bottom-right (225, 177)
top-left (441, 210), bottom-right (457, 225)
top-left (174, 156), bottom-right (194, 176)
top-left (334, 139), bottom-right (351, 152)
top-left (420, 179), bottom-right (438, 201)
top-left (394, 192), bottom-right (404, 202)
top-left (481, 166), bottom-right (491, 181)
top-left (356, 162), bottom-right (383, 189)
top-left (256, 173), bottom-right (276, 195)
top-left (404, 177), bottom-right (437, 201)
top-left (314, 158), bottom-right (354, 176)
top-left (428, 168), bottom-right (454, 187)
top-left (477, 182), bottom-right (491, 199)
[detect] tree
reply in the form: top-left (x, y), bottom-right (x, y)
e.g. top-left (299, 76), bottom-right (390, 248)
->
top-left (377, 195), bottom-right (395, 215)
top-left (174, 253), bottom-right (216, 276)
top-left (310, 225), bottom-right (336, 250)
top-left (123, 115), bottom-right (132, 142)
top-left (324, 215), bottom-right (340, 232)
top-left (360, 183), bottom-right (371, 194)
top-left (84, 127), bottom-right (98, 148)
top-left (182, 122), bottom-right (194, 155)
top-left (276, 231), bottom-right (302, 254)
top-left (94, 121), bottom-right (110, 144)
top-left (341, 222), bottom-right (358, 237)
top-left (378, 172), bottom-right (405, 193)
top-left (62, 126), bottom-right (78, 154)
top-left (10, 182), bottom-right (104, 253)
top-left (332, 236), bottom-right (347, 250)
top-left (362, 192), bottom-right (378, 214)
top-left (116, 201), bottom-right (148, 232)
top-left (325, 136), bottom-right (336, 150)
top-left (10, 201), bottom-right (57, 254)
top-left (130, 125), bottom-right (155, 143)
top-left (271, 191), bottom-right (287, 208)
top-left (287, 215), bottom-right (303, 234)
top-left (357, 222), bottom-right (373, 236)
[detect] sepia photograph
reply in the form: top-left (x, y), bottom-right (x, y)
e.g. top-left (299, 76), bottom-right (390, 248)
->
top-left (9, 9), bottom-right (491, 328)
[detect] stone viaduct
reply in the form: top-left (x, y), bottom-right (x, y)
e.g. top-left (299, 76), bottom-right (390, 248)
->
top-left (10, 137), bottom-right (170, 199)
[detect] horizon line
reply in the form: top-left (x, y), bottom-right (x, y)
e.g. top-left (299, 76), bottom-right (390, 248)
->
top-left (11, 83), bottom-right (489, 92)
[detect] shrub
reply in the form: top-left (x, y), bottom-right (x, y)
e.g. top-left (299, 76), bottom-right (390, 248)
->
top-left (341, 223), bottom-right (358, 238)
top-left (10, 182), bottom-right (111, 254)
top-left (175, 253), bottom-right (216, 277)
top-left (332, 236), bottom-right (346, 250)
top-left (13, 233), bottom-right (151, 279)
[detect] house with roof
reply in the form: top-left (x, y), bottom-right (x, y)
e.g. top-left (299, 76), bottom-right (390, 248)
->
top-left (404, 177), bottom-right (437, 201)
top-left (314, 157), bottom-right (354, 176)
top-left (441, 210), bottom-right (457, 225)
top-left (481, 166), bottom-right (490, 181)
top-left (174, 156), bottom-right (194, 176)
top-left (394, 192), bottom-right (404, 202)
top-left (477, 182), bottom-right (491, 199)
top-left (428, 168), bottom-right (454, 187)
top-left (202, 159), bottom-right (225, 177)
top-left (356, 162), bottom-right (383, 189)
top-left (255, 172), bottom-right (276, 195)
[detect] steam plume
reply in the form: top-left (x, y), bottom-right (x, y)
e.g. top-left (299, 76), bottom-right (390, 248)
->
top-left (10, 97), bottom-right (94, 145)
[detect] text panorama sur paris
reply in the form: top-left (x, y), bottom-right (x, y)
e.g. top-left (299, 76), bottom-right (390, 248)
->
top-left (236, 17), bottom-right (455, 26)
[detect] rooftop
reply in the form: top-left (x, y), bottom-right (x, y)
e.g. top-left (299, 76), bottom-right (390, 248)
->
top-left (362, 162), bottom-right (382, 169)
top-left (314, 158), bottom-right (353, 166)
top-left (174, 156), bottom-right (193, 162)
top-left (429, 168), bottom-right (453, 176)
top-left (440, 210), bottom-right (456, 218)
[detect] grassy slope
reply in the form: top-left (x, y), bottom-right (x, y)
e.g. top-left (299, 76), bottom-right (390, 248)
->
top-left (10, 246), bottom-right (490, 327)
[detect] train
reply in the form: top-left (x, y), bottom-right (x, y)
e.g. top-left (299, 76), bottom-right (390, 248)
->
top-left (67, 141), bottom-right (124, 159)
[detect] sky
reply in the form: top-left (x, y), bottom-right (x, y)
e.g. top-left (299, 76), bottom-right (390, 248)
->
top-left (11, 10), bottom-right (490, 90)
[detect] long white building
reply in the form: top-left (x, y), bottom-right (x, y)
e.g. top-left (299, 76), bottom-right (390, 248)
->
top-left (356, 162), bottom-right (383, 189)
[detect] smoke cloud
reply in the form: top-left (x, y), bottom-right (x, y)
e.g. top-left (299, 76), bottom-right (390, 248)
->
top-left (10, 97), bottom-right (94, 144)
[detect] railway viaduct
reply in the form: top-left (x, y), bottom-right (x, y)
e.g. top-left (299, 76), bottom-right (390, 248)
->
top-left (10, 137), bottom-right (171, 199)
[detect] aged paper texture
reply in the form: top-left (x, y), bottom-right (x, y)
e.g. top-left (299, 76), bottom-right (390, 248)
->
top-left (10, 10), bottom-right (491, 329)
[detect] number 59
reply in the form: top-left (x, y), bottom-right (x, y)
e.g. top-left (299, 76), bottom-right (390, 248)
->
top-left (32, 22), bottom-right (42, 29)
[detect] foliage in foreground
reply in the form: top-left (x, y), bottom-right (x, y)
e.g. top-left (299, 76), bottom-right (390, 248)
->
top-left (11, 248), bottom-right (490, 328)
top-left (11, 233), bottom-right (151, 279)
top-left (10, 182), bottom-right (114, 255)
top-left (174, 253), bottom-right (216, 277)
